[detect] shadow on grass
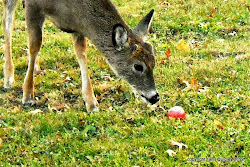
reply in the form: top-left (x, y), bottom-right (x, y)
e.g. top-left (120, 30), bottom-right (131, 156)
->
top-left (0, 86), bottom-right (51, 112)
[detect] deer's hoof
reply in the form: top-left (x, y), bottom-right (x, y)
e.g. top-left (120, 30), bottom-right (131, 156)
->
top-left (89, 106), bottom-right (99, 112)
top-left (4, 76), bottom-right (15, 88)
top-left (86, 101), bottom-right (99, 112)
top-left (22, 95), bottom-right (35, 105)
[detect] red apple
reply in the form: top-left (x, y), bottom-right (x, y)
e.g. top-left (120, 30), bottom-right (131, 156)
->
top-left (167, 106), bottom-right (186, 120)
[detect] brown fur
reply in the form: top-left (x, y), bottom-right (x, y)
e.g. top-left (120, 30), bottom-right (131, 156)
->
top-left (3, 0), bottom-right (18, 88)
top-left (3, 0), bottom-right (159, 111)
top-left (73, 34), bottom-right (98, 110)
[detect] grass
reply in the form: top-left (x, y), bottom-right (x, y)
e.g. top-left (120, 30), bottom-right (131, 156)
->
top-left (0, 0), bottom-right (249, 166)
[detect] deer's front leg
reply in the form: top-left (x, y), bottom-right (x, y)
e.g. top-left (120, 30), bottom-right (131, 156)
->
top-left (3, 0), bottom-right (18, 88)
top-left (73, 34), bottom-right (98, 112)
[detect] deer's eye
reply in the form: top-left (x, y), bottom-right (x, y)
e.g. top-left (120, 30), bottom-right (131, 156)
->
top-left (134, 64), bottom-right (144, 73)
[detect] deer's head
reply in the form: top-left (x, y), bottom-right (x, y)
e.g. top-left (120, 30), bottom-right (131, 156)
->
top-left (109, 10), bottom-right (159, 104)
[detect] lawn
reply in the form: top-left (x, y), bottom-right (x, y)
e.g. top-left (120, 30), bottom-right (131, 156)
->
top-left (0, 0), bottom-right (249, 166)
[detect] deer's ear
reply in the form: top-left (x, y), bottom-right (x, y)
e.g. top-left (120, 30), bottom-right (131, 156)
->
top-left (112, 24), bottom-right (128, 51)
top-left (133, 9), bottom-right (154, 40)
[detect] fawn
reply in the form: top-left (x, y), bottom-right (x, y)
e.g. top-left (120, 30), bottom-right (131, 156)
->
top-left (3, 0), bottom-right (159, 111)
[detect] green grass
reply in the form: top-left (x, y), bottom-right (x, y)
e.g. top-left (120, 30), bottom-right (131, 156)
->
top-left (0, 0), bottom-right (249, 166)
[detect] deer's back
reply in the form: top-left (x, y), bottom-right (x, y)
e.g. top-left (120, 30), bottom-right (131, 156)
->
top-left (26, 0), bottom-right (126, 44)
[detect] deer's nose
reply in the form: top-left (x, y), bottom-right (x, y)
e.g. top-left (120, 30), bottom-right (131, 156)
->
top-left (148, 93), bottom-right (159, 104)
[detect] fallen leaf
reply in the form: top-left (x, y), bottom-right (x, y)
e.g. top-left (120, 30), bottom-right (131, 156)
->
top-left (63, 76), bottom-right (71, 82)
top-left (190, 39), bottom-right (203, 48)
top-left (161, 60), bottom-right (168, 65)
top-left (161, 48), bottom-right (171, 64)
top-left (211, 8), bottom-right (216, 15)
top-left (177, 77), bottom-right (185, 86)
top-left (176, 39), bottom-right (190, 52)
top-left (214, 119), bottom-right (221, 125)
top-left (0, 138), bottom-right (2, 149)
top-left (101, 74), bottom-right (114, 81)
top-left (79, 120), bottom-right (85, 126)
top-left (29, 109), bottom-right (43, 114)
top-left (217, 125), bottom-right (224, 130)
top-left (166, 149), bottom-right (176, 157)
top-left (170, 140), bottom-right (188, 151)
top-left (182, 77), bottom-right (203, 91)
top-left (165, 48), bottom-right (171, 59)
top-left (99, 82), bottom-right (111, 92)
top-left (214, 119), bottom-right (224, 130)
top-left (206, 8), bottom-right (216, 18)
top-left (11, 106), bottom-right (22, 113)
top-left (49, 102), bottom-right (69, 111)
top-left (102, 105), bottom-right (109, 110)
top-left (162, 44), bottom-right (168, 48)
top-left (115, 85), bottom-right (124, 93)
top-left (125, 117), bottom-right (136, 124)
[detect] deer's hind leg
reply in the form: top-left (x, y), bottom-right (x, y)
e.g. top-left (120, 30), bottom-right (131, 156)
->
top-left (22, 6), bottom-right (45, 104)
top-left (73, 33), bottom-right (99, 112)
top-left (3, 0), bottom-right (18, 88)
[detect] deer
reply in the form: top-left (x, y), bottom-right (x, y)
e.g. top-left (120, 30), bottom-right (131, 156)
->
top-left (3, 0), bottom-right (160, 112)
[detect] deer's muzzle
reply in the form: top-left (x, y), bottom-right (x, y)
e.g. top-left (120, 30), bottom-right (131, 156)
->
top-left (141, 92), bottom-right (160, 104)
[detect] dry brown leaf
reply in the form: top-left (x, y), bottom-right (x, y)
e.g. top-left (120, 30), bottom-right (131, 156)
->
top-left (161, 48), bottom-right (171, 64)
top-left (49, 102), bottom-right (69, 111)
top-left (182, 77), bottom-right (203, 91)
top-left (217, 125), bottom-right (224, 130)
top-left (101, 74), bottom-right (114, 81)
top-left (115, 85), bottom-right (124, 93)
top-left (166, 48), bottom-right (171, 59)
top-left (177, 77), bottom-right (185, 86)
top-left (207, 8), bottom-right (216, 18)
top-left (166, 149), bottom-right (176, 157)
top-left (170, 140), bottom-right (188, 151)
top-left (99, 82), bottom-right (111, 92)
top-left (214, 119), bottom-right (224, 130)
